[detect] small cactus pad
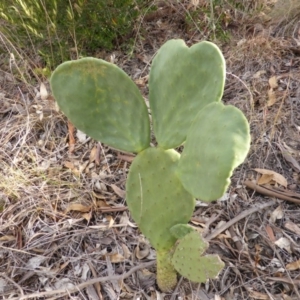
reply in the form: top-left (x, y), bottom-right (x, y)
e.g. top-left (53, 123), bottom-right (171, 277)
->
top-left (149, 39), bottom-right (225, 149)
top-left (126, 147), bottom-right (195, 251)
top-left (177, 102), bottom-right (250, 201)
top-left (171, 231), bottom-right (224, 282)
top-left (50, 58), bottom-right (150, 153)
top-left (170, 224), bottom-right (194, 239)
top-left (156, 250), bottom-right (178, 292)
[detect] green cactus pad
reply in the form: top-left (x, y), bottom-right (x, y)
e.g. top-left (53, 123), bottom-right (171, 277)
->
top-left (156, 250), bottom-right (177, 292)
top-left (149, 39), bottom-right (225, 149)
top-left (170, 224), bottom-right (194, 239)
top-left (126, 147), bottom-right (195, 251)
top-left (177, 102), bottom-right (250, 201)
top-left (171, 231), bottom-right (224, 282)
top-left (50, 58), bottom-right (150, 153)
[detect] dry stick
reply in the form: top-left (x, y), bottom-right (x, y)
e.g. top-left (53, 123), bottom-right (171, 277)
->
top-left (204, 200), bottom-right (276, 241)
top-left (244, 180), bottom-right (300, 204)
top-left (18, 261), bottom-right (155, 300)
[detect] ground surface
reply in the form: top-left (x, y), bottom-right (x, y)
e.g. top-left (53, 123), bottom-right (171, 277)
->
top-left (1, 1), bottom-right (300, 299)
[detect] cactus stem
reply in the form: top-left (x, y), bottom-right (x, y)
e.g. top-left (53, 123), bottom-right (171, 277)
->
top-left (156, 249), bottom-right (177, 292)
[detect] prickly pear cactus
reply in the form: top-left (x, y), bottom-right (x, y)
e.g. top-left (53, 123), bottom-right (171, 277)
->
top-left (50, 39), bottom-right (251, 292)
top-left (50, 58), bottom-right (150, 153)
top-left (149, 40), bottom-right (225, 149)
top-left (171, 230), bottom-right (224, 283)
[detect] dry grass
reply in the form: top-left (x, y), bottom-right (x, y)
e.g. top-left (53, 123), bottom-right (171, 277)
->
top-left (268, 0), bottom-right (300, 36)
top-left (1, 0), bottom-right (300, 299)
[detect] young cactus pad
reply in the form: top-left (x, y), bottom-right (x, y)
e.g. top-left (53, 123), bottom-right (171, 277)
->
top-left (50, 39), bottom-right (251, 292)
top-left (171, 230), bottom-right (225, 282)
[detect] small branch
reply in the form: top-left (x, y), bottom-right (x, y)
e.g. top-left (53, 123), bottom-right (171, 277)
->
top-left (244, 180), bottom-right (300, 204)
top-left (18, 261), bottom-right (156, 300)
top-left (205, 200), bottom-right (276, 241)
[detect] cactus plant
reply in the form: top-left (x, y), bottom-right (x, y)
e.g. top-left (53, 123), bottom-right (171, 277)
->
top-left (50, 39), bottom-right (251, 292)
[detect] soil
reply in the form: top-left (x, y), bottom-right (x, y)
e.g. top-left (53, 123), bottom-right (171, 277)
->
top-left (0, 1), bottom-right (300, 299)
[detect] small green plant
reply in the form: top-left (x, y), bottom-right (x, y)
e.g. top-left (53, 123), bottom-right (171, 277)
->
top-left (0, 0), bottom-right (146, 68)
top-left (50, 39), bottom-right (251, 292)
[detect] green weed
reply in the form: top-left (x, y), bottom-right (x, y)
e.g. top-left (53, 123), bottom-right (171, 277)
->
top-left (0, 0), bottom-right (149, 69)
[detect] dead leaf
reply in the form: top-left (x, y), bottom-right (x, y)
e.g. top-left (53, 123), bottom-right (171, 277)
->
top-left (64, 161), bottom-right (80, 176)
top-left (119, 211), bottom-right (137, 228)
top-left (135, 242), bottom-right (150, 260)
top-left (269, 76), bottom-right (278, 89)
top-left (267, 88), bottom-right (277, 106)
top-left (26, 256), bottom-right (47, 269)
top-left (274, 237), bottom-right (291, 253)
top-left (65, 203), bottom-right (91, 214)
top-left (64, 161), bottom-right (75, 169)
top-left (286, 259), bottom-right (300, 271)
top-left (254, 168), bottom-right (287, 188)
top-left (40, 82), bottom-right (48, 100)
top-left (96, 199), bottom-right (110, 208)
top-left (89, 145), bottom-right (98, 163)
top-left (80, 263), bottom-right (90, 280)
top-left (105, 215), bottom-right (114, 228)
top-left (107, 253), bottom-right (125, 263)
top-left (68, 120), bottom-right (76, 153)
top-left (265, 225), bottom-right (275, 242)
top-left (269, 205), bottom-right (284, 223)
top-left (134, 78), bottom-right (146, 87)
top-left (121, 243), bottom-right (131, 259)
top-left (76, 129), bottom-right (87, 143)
top-left (79, 160), bottom-right (89, 173)
top-left (257, 174), bottom-right (274, 185)
top-left (284, 221), bottom-right (300, 235)
top-left (82, 212), bottom-right (92, 221)
top-left (253, 70), bottom-right (266, 78)
top-left (187, 0), bottom-right (199, 8)
top-left (276, 143), bottom-right (300, 173)
top-left (0, 235), bottom-right (16, 242)
top-left (95, 143), bottom-right (101, 165)
top-left (111, 184), bottom-right (126, 198)
top-left (54, 278), bottom-right (75, 289)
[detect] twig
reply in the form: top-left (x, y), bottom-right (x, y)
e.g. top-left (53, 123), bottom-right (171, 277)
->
top-left (226, 72), bottom-right (254, 110)
top-left (205, 200), bottom-right (276, 241)
top-left (244, 180), bottom-right (300, 204)
top-left (170, 276), bottom-right (183, 300)
top-left (17, 261), bottom-right (155, 300)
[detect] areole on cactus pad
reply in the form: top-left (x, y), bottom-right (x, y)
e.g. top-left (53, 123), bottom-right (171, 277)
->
top-left (50, 39), bottom-right (250, 292)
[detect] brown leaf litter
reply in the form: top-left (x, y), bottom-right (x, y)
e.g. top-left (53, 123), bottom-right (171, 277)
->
top-left (1, 1), bottom-right (300, 299)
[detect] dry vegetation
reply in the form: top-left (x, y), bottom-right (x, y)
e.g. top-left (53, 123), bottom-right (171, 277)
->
top-left (1, 0), bottom-right (300, 299)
